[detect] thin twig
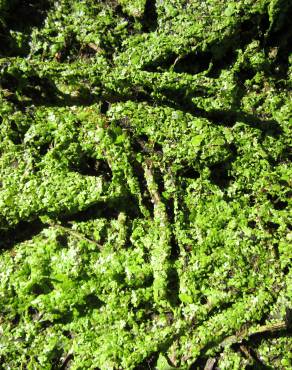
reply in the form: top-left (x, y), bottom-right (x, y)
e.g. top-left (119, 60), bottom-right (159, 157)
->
top-left (220, 321), bottom-right (287, 348)
top-left (49, 223), bottom-right (103, 248)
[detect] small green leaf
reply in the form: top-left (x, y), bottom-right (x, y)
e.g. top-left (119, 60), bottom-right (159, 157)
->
top-left (191, 135), bottom-right (204, 146)
top-left (156, 354), bottom-right (177, 370)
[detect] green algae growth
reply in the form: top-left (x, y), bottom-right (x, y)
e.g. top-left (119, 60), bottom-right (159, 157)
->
top-left (0, 0), bottom-right (291, 369)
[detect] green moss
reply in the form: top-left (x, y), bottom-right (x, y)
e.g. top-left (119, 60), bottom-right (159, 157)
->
top-left (0, 0), bottom-right (291, 368)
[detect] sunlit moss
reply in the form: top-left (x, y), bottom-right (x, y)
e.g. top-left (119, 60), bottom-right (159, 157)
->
top-left (0, 0), bottom-right (291, 368)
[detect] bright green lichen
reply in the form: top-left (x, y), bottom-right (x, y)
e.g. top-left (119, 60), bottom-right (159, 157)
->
top-left (0, 0), bottom-right (291, 369)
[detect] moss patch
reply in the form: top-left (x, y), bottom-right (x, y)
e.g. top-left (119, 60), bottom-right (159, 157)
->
top-left (0, 0), bottom-right (291, 368)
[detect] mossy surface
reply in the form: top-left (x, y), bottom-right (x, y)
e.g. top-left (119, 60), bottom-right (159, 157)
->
top-left (0, 1), bottom-right (291, 369)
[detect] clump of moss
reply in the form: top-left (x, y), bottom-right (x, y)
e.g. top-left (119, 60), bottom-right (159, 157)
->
top-left (0, 0), bottom-right (291, 368)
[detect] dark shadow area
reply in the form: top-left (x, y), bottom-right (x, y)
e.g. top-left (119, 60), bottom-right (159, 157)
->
top-left (235, 65), bottom-right (257, 83)
top-left (70, 157), bottom-right (113, 181)
top-left (0, 0), bottom-right (52, 57)
top-left (141, 0), bottom-right (158, 33)
top-left (244, 350), bottom-right (274, 370)
top-left (144, 50), bottom-right (212, 75)
top-left (38, 141), bottom-right (52, 157)
top-left (263, 2), bottom-right (292, 79)
top-left (74, 294), bottom-right (105, 316)
top-left (209, 147), bottom-right (236, 190)
top-left (152, 87), bottom-right (283, 137)
top-left (264, 221), bottom-right (280, 233)
top-left (208, 48), bottom-right (238, 78)
top-left (55, 233), bottom-right (69, 247)
top-left (267, 193), bottom-right (288, 211)
top-left (152, 166), bottom-right (164, 199)
top-left (131, 158), bottom-right (154, 217)
top-left (190, 357), bottom-right (217, 370)
top-left (8, 120), bottom-right (27, 145)
top-left (166, 197), bottom-right (175, 227)
top-left (100, 100), bottom-right (110, 114)
top-left (143, 52), bottom-right (179, 72)
top-left (0, 219), bottom-right (45, 250)
top-left (29, 279), bottom-right (54, 295)
top-left (174, 51), bottom-right (212, 75)
top-left (177, 166), bottom-right (200, 181)
top-left (0, 69), bottom-right (99, 109)
top-left (142, 10), bottom-right (270, 74)
top-left (167, 266), bottom-right (180, 307)
top-left (61, 195), bottom-right (142, 223)
top-left (5, 0), bottom-right (51, 31)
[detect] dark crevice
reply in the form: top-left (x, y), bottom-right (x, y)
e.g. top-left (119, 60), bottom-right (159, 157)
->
top-left (263, 4), bottom-right (292, 79)
top-left (141, 0), bottom-right (158, 33)
top-left (29, 280), bottom-right (54, 295)
top-left (55, 233), bottom-right (68, 247)
top-left (177, 166), bottom-right (200, 180)
top-left (264, 2), bottom-right (292, 48)
top-left (116, 129), bottom-right (155, 216)
top-left (0, 0), bottom-right (52, 57)
top-left (248, 221), bottom-right (256, 228)
top-left (0, 219), bottom-right (45, 250)
top-left (131, 134), bottom-right (150, 153)
top-left (74, 294), bottom-right (105, 316)
top-left (38, 141), bottom-right (52, 157)
top-left (208, 49), bottom-right (238, 78)
top-left (70, 157), bottom-right (113, 181)
top-left (209, 162), bottom-right (232, 189)
top-left (6, 0), bottom-right (52, 31)
top-left (143, 11), bottom-right (270, 74)
top-left (50, 349), bottom-right (65, 370)
top-left (100, 100), bottom-right (110, 114)
top-left (153, 167), bottom-right (165, 199)
top-left (144, 50), bottom-right (212, 74)
top-left (190, 357), bottom-right (217, 370)
top-left (286, 308), bottom-right (292, 330)
top-left (151, 87), bottom-right (282, 136)
top-left (200, 296), bottom-right (208, 305)
top-left (79, 44), bottom-right (100, 59)
top-left (1, 69), bottom-right (98, 108)
top-left (11, 313), bottom-right (21, 326)
top-left (153, 142), bottom-right (163, 154)
top-left (8, 120), bottom-right (26, 145)
top-left (131, 159), bottom-right (154, 217)
top-left (209, 148), bottom-right (236, 189)
top-left (167, 267), bottom-right (180, 307)
top-left (235, 65), bottom-right (257, 82)
top-left (169, 232), bottom-right (179, 262)
top-left (174, 51), bottom-right (212, 75)
top-left (267, 193), bottom-right (288, 210)
top-left (273, 199), bottom-right (288, 210)
top-left (5, 68), bottom-right (282, 137)
top-left (142, 52), bottom-right (179, 72)
top-left (60, 196), bottom-right (142, 223)
top-left (166, 197), bottom-right (175, 226)
top-left (265, 221), bottom-right (280, 232)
